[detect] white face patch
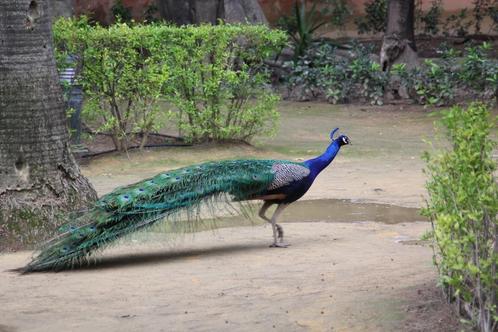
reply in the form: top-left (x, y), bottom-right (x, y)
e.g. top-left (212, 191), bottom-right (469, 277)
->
top-left (342, 137), bottom-right (348, 144)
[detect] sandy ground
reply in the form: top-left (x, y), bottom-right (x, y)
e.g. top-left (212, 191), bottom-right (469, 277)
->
top-left (0, 223), bottom-right (458, 332)
top-left (0, 103), bottom-right (466, 331)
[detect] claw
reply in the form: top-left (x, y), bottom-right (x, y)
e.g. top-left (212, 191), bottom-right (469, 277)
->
top-left (269, 243), bottom-right (289, 248)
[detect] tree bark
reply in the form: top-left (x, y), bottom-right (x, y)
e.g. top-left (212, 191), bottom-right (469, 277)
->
top-left (157, 0), bottom-right (267, 25)
top-left (223, 0), bottom-right (268, 24)
top-left (380, 0), bottom-right (418, 71)
top-left (0, 0), bottom-right (97, 251)
top-left (49, 0), bottom-right (74, 18)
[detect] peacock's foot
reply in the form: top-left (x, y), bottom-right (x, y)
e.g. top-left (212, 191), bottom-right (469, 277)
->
top-left (269, 242), bottom-right (290, 248)
top-left (276, 225), bottom-right (284, 239)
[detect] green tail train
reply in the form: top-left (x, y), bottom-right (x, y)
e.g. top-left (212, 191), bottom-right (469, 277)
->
top-left (23, 159), bottom-right (284, 272)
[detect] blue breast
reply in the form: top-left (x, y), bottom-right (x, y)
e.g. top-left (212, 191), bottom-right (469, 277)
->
top-left (262, 139), bottom-right (342, 203)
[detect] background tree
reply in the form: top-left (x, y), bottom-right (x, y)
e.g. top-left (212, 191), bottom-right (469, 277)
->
top-left (380, 0), bottom-right (418, 71)
top-left (50, 0), bottom-right (75, 18)
top-left (157, 0), bottom-right (268, 25)
top-left (0, 0), bottom-right (97, 250)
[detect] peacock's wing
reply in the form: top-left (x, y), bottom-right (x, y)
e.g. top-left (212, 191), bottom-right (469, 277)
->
top-left (24, 159), bottom-right (306, 272)
top-left (267, 163), bottom-right (311, 190)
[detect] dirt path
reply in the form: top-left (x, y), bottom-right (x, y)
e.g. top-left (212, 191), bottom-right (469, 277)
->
top-left (0, 223), bottom-right (457, 332)
top-left (0, 103), bottom-right (462, 331)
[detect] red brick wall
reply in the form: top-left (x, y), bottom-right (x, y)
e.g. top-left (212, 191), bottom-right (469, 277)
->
top-left (74, 0), bottom-right (477, 25)
top-left (259, 0), bottom-right (475, 24)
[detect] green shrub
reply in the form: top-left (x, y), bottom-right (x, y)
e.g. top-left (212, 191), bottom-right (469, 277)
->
top-left (348, 47), bottom-right (388, 105)
top-left (158, 24), bottom-right (285, 143)
top-left (54, 18), bottom-right (170, 151)
top-left (460, 42), bottom-right (497, 97)
top-left (412, 58), bottom-right (458, 106)
top-left (285, 43), bottom-right (340, 99)
top-left (53, 18), bottom-right (285, 147)
top-left (286, 40), bottom-right (497, 106)
top-left (392, 44), bottom-right (498, 106)
top-left (285, 43), bottom-right (388, 105)
top-left (391, 49), bottom-right (459, 107)
top-left (423, 103), bottom-right (498, 331)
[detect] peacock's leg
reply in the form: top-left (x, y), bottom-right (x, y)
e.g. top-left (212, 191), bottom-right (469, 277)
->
top-left (268, 203), bottom-right (288, 248)
top-left (259, 202), bottom-right (284, 244)
top-left (258, 201), bottom-right (272, 223)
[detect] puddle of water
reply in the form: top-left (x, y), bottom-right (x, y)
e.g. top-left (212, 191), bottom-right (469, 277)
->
top-left (150, 199), bottom-right (427, 236)
top-left (280, 199), bottom-right (427, 224)
top-left (193, 199), bottom-right (428, 229)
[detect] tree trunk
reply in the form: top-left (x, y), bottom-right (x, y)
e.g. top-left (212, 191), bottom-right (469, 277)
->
top-left (49, 0), bottom-right (75, 18)
top-left (157, 0), bottom-right (267, 25)
top-left (380, 0), bottom-right (418, 72)
top-left (223, 0), bottom-right (268, 24)
top-left (0, 0), bottom-right (97, 251)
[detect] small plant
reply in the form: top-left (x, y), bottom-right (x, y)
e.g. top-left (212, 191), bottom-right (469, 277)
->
top-left (111, 0), bottom-right (132, 23)
top-left (442, 9), bottom-right (472, 37)
top-left (286, 39), bottom-right (498, 107)
top-left (288, 0), bottom-right (327, 59)
top-left (418, 0), bottom-right (442, 35)
top-left (355, 0), bottom-right (387, 35)
top-left (460, 42), bottom-right (496, 94)
top-left (486, 68), bottom-right (498, 103)
top-left (285, 42), bottom-right (387, 105)
top-left (489, 4), bottom-right (498, 33)
top-left (423, 103), bottom-right (498, 332)
top-left (412, 58), bottom-right (457, 106)
top-left (403, 43), bottom-right (498, 106)
top-left (143, 4), bottom-right (158, 22)
top-left (472, 0), bottom-right (495, 34)
top-left (279, 0), bottom-right (351, 59)
top-left (324, 61), bottom-right (352, 104)
top-left (349, 45), bottom-right (388, 105)
top-left (416, 46), bottom-right (460, 106)
top-left (285, 56), bottom-right (320, 98)
top-left (316, 43), bottom-right (352, 103)
top-left (324, 0), bottom-right (352, 28)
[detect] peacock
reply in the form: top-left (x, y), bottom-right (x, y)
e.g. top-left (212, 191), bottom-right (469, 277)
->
top-left (22, 128), bottom-right (350, 272)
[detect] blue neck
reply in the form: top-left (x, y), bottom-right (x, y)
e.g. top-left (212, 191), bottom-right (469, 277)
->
top-left (304, 140), bottom-right (341, 177)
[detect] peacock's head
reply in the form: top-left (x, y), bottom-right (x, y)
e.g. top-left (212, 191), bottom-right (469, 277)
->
top-left (330, 128), bottom-right (351, 146)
